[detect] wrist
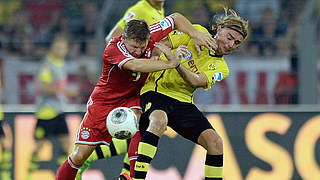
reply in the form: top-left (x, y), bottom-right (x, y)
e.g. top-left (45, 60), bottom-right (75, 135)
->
top-left (175, 63), bottom-right (181, 69)
top-left (189, 29), bottom-right (198, 39)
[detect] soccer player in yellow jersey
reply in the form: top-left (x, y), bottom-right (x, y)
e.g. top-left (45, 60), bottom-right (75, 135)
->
top-left (105, 0), bottom-right (165, 43)
top-left (134, 8), bottom-right (249, 180)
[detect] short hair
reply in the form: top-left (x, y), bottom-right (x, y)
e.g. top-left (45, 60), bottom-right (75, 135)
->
top-left (124, 19), bottom-right (150, 42)
top-left (212, 8), bottom-right (249, 39)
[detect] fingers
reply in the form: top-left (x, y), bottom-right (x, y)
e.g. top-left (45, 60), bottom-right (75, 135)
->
top-left (193, 32), bottom-right (217, 55)
top-left (175, 45), bottom-right (188, 58)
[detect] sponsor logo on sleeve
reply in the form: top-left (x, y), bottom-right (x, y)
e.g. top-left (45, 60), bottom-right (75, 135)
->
top-left (159, 18), bottom-right (171, 30)
top-left (212, 72), bottom-right (223, 83)
top-left (183, 50), bottom-right (193, 60)
top-left (124, 12), bottom-right (136, 22)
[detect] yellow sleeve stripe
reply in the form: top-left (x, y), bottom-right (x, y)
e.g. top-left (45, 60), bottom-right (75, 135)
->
top-left (205, 165), bottom-right (223, 178)
top-left (135, 161), bottom-right (150, 172)
top-left (138, 142), bottom-right (157, 158)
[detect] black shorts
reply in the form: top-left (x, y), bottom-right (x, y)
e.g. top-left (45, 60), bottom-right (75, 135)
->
top-left (140, 91), bottom-right (214, 144)
top-left (35, 113), bottom-right (68, 139)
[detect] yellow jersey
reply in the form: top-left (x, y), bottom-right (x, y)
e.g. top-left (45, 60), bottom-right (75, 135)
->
top-left (141, 25), bottom-right (230, 103)
top-left (117, 0), bottom-right (165, 29)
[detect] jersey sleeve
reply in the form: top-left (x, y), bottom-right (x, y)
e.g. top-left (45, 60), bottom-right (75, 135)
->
top-left (149, 15), bottom-right (175, 43)
top-left (105, 41), bottom-right (135, 70)
top-left (201, 58), bottom-right (229, 91)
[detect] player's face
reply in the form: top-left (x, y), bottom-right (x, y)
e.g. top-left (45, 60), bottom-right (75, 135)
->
top-left (215, 26), bottom-right (244, 55)
top-left (124, 38), bottom-right (149, 58)
top-left (51, 40), bottom-right (69, 59)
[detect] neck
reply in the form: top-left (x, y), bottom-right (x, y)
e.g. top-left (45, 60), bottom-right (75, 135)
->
top-left (147, 0), bottom-right (163, 10)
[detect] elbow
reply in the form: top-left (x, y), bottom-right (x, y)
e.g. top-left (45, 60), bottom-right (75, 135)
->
top-left (189, 82), bottom-right (201, 89)
top-left (190, 80), bottom-right (207, 89)
top-left (171, 12), bottom-right (183, 22)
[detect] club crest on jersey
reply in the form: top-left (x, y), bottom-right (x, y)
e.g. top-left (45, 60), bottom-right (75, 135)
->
top-left (208, 63), bottom-right (216, 70)
top-left (183, 50), bottom-right (193, 60)
top-left (80, 128), bottom-right (91, 139)
top-left (212, 72), bottom-right (223, 83)
top-left (159, 18), bottom-right (171, 30)
top-left (124, 12), bottom-right (136, 22)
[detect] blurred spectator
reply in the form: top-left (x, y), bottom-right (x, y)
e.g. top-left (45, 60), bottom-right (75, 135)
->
top-left (24, 0), bottom-right (63, 29)
top-left (0, 0), bottom-right (21, 25)
top-left (250, 7), bottom-right (286, 57)
top-left (29, 34), bottom-right (78, 177)
top-left (235, 0), bottom-right (280, 25)
top-left (192, 4), bottom-right (210, 28)
top-left (78, 2), bottom-right (99, 55)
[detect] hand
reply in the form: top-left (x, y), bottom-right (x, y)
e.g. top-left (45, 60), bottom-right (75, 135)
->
top-left (174, 45), bottom-right (188, 59)
top-left (192, 31), bottom-right (217, 56)
top-left (154, 42), bottom-right (181, 68)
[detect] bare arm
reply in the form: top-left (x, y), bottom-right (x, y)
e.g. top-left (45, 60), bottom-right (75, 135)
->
top-left (176, 65), bottom-right (208, 88)
top-left (123, 58), bottom-right (175, 72)
top-left (105, 25), bottom-right (123, 44)
top-left (171, 13), bottom-right (217, 55)
top-left (124, 42), bottom-right (182, 72)
top-left (173, 46), bottom-right (208, 88)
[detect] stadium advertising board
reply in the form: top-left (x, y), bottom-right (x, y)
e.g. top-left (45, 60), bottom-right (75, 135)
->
top-left (2, 110), bottom-right (319, 180)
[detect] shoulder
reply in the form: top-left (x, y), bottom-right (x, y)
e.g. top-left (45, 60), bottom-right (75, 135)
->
top-left (192, 24), bottom-right (210, 34)
top-left (126, 0), bottom-right (149, 16)
top-left (105, 38), bottom-right (133, 59)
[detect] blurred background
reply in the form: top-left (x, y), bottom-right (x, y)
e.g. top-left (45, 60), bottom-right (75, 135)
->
top-left (0, 0), bottom-right (319, 180)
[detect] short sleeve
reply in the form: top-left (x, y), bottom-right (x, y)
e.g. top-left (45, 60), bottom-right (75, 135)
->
top-left (201, 59), bottom-right (229, 91)
top-left (105, 41), bottom-right (135, 70)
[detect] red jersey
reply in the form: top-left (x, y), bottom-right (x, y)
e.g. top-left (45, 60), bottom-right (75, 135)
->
top-left (91, 16), bottom-right (175, 104)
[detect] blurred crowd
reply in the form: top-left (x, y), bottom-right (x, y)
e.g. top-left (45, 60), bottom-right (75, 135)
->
top-left (0, 0), bottom-right (105, 60)
top-left (0, 0), bottom-right (309, 59)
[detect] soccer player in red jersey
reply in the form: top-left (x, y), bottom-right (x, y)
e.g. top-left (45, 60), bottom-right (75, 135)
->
top-left (56, 12), bottom-right (216, 180)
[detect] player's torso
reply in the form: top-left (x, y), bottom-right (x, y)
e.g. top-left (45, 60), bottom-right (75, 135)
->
top-left (36, 57), bottom-right (68, 118)
top-left (142, 39), bottom-right (227, 103)
top-left (92, 37), bottom-right (153, 103)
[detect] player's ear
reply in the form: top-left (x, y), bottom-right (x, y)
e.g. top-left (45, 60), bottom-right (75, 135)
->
top-left (122, 34), bottom-right (127, 41)
top-left (216, 26), bottom-right (223, 34)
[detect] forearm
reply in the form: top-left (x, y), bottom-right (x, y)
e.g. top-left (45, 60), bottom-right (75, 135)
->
top-left (171, 13), bottom-right (198, 39)
top-left (176, 64), bottom-right (207, 88)
top-left (124, 59), bottom-right (176, 73)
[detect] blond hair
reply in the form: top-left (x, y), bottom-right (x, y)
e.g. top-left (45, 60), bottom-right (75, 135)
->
top-left (212, 8), bottom-right (249, 39)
